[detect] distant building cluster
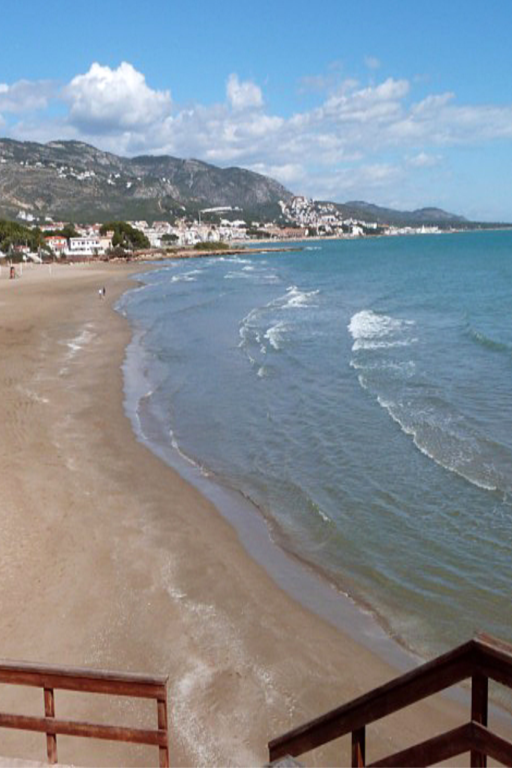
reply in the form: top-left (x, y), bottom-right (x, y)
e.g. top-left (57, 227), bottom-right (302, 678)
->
top-left (278, 197), bottom-right (442, 238)
top-left (14, 194), bottom-right (444, 260)
top-left (41, 222), bottom-right (115, 257)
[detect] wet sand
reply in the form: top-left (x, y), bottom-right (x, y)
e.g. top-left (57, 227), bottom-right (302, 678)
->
top-left (0, 261), bottom-right (478, 765)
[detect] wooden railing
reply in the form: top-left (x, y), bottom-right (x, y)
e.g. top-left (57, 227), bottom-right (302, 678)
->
top-left (0, 659), bottom-right (169, 766)
top-left (268, 633), bottom-right (512, 767)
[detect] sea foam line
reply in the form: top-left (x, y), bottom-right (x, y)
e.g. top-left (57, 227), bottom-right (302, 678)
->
top-left (376, 395), bottom-right (500, 493)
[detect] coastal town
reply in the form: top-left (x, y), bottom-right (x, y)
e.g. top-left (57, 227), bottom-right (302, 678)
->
top-left (7, 195), bottom-right (445, 260)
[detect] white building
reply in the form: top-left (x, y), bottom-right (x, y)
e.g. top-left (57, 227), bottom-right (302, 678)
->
top-left (66, 237), bottom-right (104, 257)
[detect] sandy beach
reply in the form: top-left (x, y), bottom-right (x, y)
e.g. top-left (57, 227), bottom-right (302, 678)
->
top-left (0, 261), bottom-right (486, 765)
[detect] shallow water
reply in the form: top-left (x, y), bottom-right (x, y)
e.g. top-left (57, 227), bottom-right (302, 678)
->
top-left (119, 231), bottom-right (512, 658)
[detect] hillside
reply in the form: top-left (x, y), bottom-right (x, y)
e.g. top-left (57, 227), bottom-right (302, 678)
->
top-left (0, 138), bottom-right (497, 229)
top-left (0, 139), bottom-right (292, 223)
top-left (331, 200), bottom-right (468, 227)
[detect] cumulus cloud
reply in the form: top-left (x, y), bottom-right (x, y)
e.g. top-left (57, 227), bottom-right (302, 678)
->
top-left (0, 79), bottom-right (55, 113)
top-left (318, 78), bottom-right (409, 124)
top-left (248, 162), bottom-right (306, 185)
top-left (64, 62), bottom-right (171, 132)
top-left (3, 60), bottom-right (512, 213)
top-left (226, 74), bottom-right (263, 110)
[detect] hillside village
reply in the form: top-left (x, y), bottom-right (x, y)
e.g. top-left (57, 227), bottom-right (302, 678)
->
top-left (0, 139), bottom-right (498, 260)
top-left (8, 195), bottom-right (447, 260)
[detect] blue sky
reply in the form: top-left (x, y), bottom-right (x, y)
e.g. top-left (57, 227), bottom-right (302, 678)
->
top-left (1, 0), bottom-right (512, 220)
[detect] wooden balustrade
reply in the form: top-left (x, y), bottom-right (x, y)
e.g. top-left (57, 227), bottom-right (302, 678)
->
top-left (268, 633), bottom-right (512, 767)
top-left (0, 659), bottom-right (169, 766)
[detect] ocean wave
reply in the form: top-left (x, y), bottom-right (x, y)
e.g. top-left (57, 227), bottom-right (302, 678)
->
top-left (239, 284), bottom-right (317, 348)
top-left (226, 257), bottom-right (253, 265)
top-left (225, 270), bottom-right (257, 279)
top-left (264, 321), bottom-right (290, 351)
top-left (348, 309), bottom-right (414, 346)
top-left (282, 285), bottom-right (320, 309)
top-left (375, 395), bottom-right (509, 494)
top-left (349, 309), bottom-right (512, 493)
top-left (353, 338), bottom-right (417, 351)
top-left (169, 428), bottom-right (201, 468)
top-left (170, 270), bottom-right (202, 283)
top-left (238, 308), bottom-right (260, 348)
top-left (466, 325), bottom-right (512, 354)
top-left (350, 360), bottom-right (416, 376)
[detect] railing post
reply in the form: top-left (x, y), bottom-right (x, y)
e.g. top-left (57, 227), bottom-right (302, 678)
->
top-left (43, 687), bottom-right (58, 764)
top-left (351, 726), bottom-right (365, 767)
top-left (471, 672), bottom-right (488, 768)
top-left (157, 695), bottom-right (169, 768)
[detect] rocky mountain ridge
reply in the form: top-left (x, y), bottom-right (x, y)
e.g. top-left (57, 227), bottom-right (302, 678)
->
top-left (0, 138), bottom-right (483, 227)
top-left (0, 139), bottom-right (291, 223)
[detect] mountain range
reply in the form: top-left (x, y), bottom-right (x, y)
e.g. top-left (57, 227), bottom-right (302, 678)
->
top-left (0, 138), bottom-right (491, 227)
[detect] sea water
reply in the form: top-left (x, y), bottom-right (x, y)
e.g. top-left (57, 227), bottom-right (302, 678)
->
top-left (118, 231), bottom-right (512, 658)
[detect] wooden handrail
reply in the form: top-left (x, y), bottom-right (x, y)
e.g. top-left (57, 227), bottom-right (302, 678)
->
top-left (0, 659), bottom-right (169, 766)
top-left (268, 633), bottom-right (512, 767)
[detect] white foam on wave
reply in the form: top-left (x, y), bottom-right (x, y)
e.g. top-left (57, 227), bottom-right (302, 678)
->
top-left (238, 284), bottom-right (318, 372)
top-left (376, 395), bottom-right (500, 493)
top-left (349, 310), bottom-right (505, 495)
top-left (353, 338), bottom-right (417, 351)
top-left (221, 257), bottom-right (253, 266)
top-left (170, 270), bottom-right (201, 283)
top-left (238, 308), bottom-right (260, 349)
top-left (264, 321), bottom-right (289, 351)
top-left (224, 271), bottom-right (254, 280)
top-left (316, 506), bottom-right (332, 523)
top-left (169, 428), bottom-right (210, 477)
top-left (282, 285), bottom-right (320, 310)
top-left (350, 359), bottom-right (416, 376)
top-left (348, 309), bottom-right (414, 349)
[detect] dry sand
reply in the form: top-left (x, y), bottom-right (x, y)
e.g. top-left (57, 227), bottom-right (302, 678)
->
top-left (0, 261), bottom-right (492, 765)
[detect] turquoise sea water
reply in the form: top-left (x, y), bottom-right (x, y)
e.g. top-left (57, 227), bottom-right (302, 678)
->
top-left (119, 231), bottom-right (512, 658)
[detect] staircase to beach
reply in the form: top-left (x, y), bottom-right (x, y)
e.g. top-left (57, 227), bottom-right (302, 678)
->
top-left (1, 634), bottom-right (512, 766)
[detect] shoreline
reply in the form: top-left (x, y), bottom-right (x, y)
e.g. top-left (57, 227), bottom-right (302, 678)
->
top-left (121, 318), bottom-right (420, 673)
top-left (121, 256), bottom-right (512, 721)
top-left (0, 261), bottom-right (491, 765)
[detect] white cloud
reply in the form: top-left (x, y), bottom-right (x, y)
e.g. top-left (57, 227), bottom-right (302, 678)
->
top-left (0, 79), bottom-right (55, 113)
top-left (364, 56), bottom-right (381, 70)
top-left (407, 152), bottom-right (442, 168)
top-left (248, 162), bottom-right (306, 185)
top-left (3, 61), bottom-right (512, 216)
top-left (318, 78), bottom-right (409, 124)
top-left (226, 74), bottom-right (263, 110)
top-left (64, 62), bottom-right (171, 132)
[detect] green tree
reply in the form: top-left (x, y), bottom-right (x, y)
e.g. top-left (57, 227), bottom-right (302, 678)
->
top-left (0, 219), bottom-right (50, 254)
top-left (100, 221), bottom-right (150, 250)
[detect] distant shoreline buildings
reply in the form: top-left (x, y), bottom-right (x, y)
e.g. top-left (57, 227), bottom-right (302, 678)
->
top-left (12, 195), bottom-right (447, 259)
